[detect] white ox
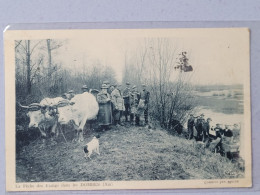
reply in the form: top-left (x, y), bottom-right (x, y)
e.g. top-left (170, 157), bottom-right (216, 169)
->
top-left (19, 97), bottom-right (64, 138)
top-left (56, 92), bottom-right (99, 142)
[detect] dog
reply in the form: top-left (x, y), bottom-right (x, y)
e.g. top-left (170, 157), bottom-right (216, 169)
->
top-left (83, 135), bottom-right (100, 159)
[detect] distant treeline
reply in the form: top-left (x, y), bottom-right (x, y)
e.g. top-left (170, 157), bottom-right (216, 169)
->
top-left (194, 84), bottom-right (243, 93)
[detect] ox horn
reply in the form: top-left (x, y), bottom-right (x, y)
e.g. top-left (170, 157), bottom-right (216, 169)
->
top-left (18, 102), bottom-right (29, 109)
top-left (29, 103), bottom-right (41, 108)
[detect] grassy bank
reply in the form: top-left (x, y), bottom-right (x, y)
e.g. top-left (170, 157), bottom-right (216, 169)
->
top-left (16, 124), bottom-right (244, 182)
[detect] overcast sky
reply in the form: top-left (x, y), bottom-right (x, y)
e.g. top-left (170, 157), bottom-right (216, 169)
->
top-left (23, 28), bottom-right (249, 85)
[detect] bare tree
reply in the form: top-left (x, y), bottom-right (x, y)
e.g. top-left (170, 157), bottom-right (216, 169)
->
top-left (123, 38), bottom-right (196, 129)
top-left (46, 39), bottom-right (63, 79)
top-left (15, 40), bottom-right (43, 94)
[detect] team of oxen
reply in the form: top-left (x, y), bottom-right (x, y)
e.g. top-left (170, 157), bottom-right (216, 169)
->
top-left (19, 91), bottom-right (99, 142)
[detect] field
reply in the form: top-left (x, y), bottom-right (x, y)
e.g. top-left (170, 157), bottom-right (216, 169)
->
top-left (16, 123), bottom-right (244, 182)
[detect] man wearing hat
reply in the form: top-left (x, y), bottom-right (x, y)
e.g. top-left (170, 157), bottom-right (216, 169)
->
top-left (139, 84), bottom-right (150, 126)
top-left (97, 84), bottom-right (112, 129)
top-left (97, 84), bottom-right (111, 103)
top-left (103, 80), bottom-right (112, 94)
top-left (187, 114), bottom-right (195, 140)
top-left (81, 85), bottom-right (89, 93)
top-left (122, 82), bottom-right (131, 122)
top-left (111, 83), bottom-right (124, 126)
top-left (130, 85), bottom-right (140, 125)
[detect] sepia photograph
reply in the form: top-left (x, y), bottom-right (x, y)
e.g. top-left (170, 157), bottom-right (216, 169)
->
top-left (5, 28), bottom-right (251, 191)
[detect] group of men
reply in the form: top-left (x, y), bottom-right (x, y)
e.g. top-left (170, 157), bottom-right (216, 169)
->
top-left (64, 81), bottom-right (150, 129)
top-left (187, 114), bottom-right (211, 142)
top-left (96, 81), bottom-right (150, 128)
top-left (122, 82), bottom-right (150, 126)
top-left (187, 113), bottom-right (234, 153)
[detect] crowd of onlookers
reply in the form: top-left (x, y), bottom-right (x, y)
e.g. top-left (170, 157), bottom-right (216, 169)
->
top-left (187, 113), bottom-right (238, 156)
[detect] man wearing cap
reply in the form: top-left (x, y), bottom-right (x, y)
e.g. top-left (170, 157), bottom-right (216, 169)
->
top-left (81, 85), bottom-right (89, 93)
top-left (97, 84), bottom-right (112, 129)
top-left (202, 118), bottom-right (212, 142)
top-left (117, 84), bottom-right (125, 123)
top-left (103, 80), bottom-right (110, 85)
top-left (187, 114), bottom-right (195, 140)
top-left (62, 93), bottom-right (68, 99)
top-left (111, 84), bottom-right (124, 126)
top-left (195, 113), bottom-right (205, 141)
top-left (139, 84), bottom-right (150, 125)
top-left (130, 85), bottom-right (140, 125)
top-left (109, 85), bottom-right (115, 95)
top-left (67, 90), bottom-right (75, 100)
top-left (122, 82), bottom-right (131, 122)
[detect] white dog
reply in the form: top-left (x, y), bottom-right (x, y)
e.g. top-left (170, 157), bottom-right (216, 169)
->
top-left (83, 136), bottom-right (100, 159)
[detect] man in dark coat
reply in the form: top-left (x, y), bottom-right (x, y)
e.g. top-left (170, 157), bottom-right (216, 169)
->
top-left (195, 113), bottom-right (205, 141)
top-left (187, 114), bottom-right (195, 140)
top-left (223, 125), bottom-right (233, 138)
top-left (97, 84), bottom-right (112, 130)
top-left (222, 125), bottom-right (234, 145)
top-left (130, 85), bottom-right (140, 125)
top-left (117, 84), bottom-right (125, 125)
top-left (122, 82), bottom-right (131, 122)
top-left (202, 118), bottom-right (212, 142)
top-left (139, 84), bottom-right (150, 125)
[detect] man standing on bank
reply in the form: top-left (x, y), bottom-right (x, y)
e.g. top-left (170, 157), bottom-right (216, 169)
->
top-left (130, 85), bottom-right (141, 126)
top-left (111, 83), bottom-right (124, 126)
top-left (97, 84), bottom-right (112, 130)
top-left (187, 114), bottom-right (195, 140)
top-left (139, 84), bottom-right (150, 126)
top-left (103, 80), bottom-right (112, 94)
top-left (117, 84), bottom-right (125, 124)
top-left (195, 113), bottom-right (205, 141)
top-left (122, 82), bottom-right (131, 122)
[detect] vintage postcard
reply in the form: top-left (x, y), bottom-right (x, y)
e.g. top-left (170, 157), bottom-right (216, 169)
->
top-left (4, 28), bottom-right (251, 191)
